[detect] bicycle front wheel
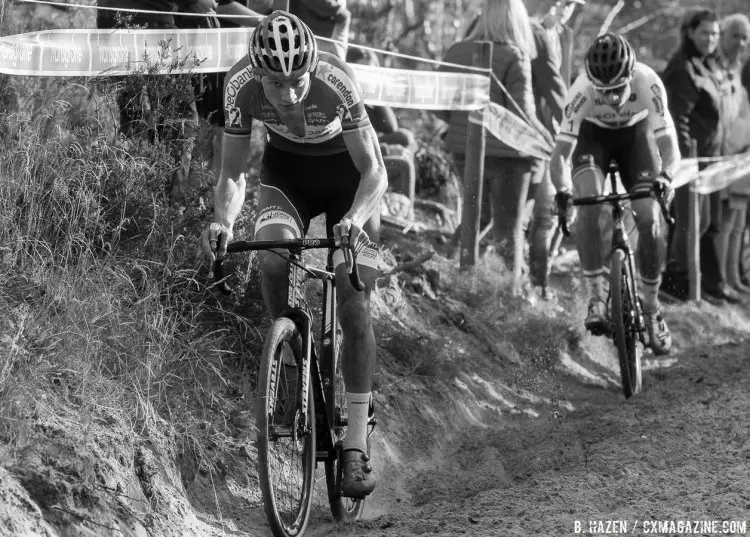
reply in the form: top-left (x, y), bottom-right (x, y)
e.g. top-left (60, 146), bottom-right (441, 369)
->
top-left (610, 249), bottom-right (643, 398)
top-left (256, 317), bottom-right (316, 537)
top-left (325, 326), bottom-right (366, 521)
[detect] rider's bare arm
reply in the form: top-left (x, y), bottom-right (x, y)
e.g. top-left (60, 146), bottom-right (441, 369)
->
top-left (341, 125), bottom-right (388, 228)
top-left (656, 129), bottom-right (680, 178)
top-left (214, 132), bottom-right (251, 231)
top-left (646, 74), bottom-right (681, 177)
top-left (550, 138), bottom-right (576, 193)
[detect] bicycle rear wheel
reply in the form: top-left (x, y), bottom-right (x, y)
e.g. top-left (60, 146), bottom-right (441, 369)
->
top-left (256, 317), bottom-right (316, 537)
top-left (610, 249), bottom-right (643, 398)
top-left (325, 327), bottom-right (367, 521)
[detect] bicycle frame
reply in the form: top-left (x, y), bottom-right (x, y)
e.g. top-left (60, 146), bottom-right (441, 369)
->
top-left (213, 238), bottom-right (354, 463)
top-left (278, 250), bottom-right (342, 463)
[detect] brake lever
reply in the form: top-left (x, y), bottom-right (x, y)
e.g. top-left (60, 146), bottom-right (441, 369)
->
top-left (658, 197), bottom-right (675, 226)
top-left (341, 236), bottom-right (365, 291)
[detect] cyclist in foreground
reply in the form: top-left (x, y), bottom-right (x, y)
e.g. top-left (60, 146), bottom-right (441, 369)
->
top-left (550, 33), bottom-right (681, 355)
top-left (198, 10), bottom-right (387, 497)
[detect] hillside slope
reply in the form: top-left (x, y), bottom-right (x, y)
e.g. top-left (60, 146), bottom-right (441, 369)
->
top-left (2, 218), bottom-right (749, 537)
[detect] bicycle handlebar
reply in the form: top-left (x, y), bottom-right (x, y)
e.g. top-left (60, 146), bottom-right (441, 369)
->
top-left (211, 238), bottom-right (365, 295)
top-left (559, 190), bottom-right (674, 237)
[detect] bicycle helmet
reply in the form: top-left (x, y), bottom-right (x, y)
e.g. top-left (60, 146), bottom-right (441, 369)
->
top-left (248, 10), bottom-right (318, 79)
top-left (585, 33), bottom-right (635, 88)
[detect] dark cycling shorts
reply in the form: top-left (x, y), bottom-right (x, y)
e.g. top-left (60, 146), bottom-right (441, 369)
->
top-left (572, 118), bottom-right (660, 190)
top-left (255, 144), bottom-right (380, 270)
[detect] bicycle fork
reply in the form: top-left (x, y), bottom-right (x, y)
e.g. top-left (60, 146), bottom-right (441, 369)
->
top-left (610, 212), bottom-right (648, 345)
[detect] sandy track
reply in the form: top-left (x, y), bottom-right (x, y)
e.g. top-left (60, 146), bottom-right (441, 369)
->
top-left (319, 340), bottom-right (750, 537)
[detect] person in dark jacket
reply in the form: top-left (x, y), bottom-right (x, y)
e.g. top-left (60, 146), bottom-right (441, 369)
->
top-left (525, 0), bottom-right (583, 299)
top-left (661, 8), bottom-right (741, 304)
top-left (290, 0), bottom-right (350, 59)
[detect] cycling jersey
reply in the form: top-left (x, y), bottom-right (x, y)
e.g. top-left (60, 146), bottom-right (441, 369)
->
top-left (223, 51), bottom-right (371, 156)
top-left (558, 62), bottom-right (675, 143)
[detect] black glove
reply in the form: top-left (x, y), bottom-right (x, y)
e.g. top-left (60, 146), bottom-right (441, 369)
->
top-left (652, 170), bottom-right (675, 206)
top-left (555, 190), bottom-right (574, 217)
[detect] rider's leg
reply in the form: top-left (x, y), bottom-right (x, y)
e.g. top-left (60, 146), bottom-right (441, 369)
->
top-left (254, 184), bottom-right (306, 318)
top-left (571, 154), bottom-right (608, 308)
top-left (629, 195), bottom-right (666, 313)
top-left (333, 215), bottom-right (379, 497)
top-left (625, 126), bottom-right (673, 354)
top-left (626, 124), bottom-right (666, 314)
top-left (334, 213), bottom-right (380, 455)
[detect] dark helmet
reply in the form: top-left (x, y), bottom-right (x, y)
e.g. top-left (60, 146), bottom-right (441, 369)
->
top-left (248, 10), bottom-right (318, 79)
top-left (585, 33), bottom-right (635, 88)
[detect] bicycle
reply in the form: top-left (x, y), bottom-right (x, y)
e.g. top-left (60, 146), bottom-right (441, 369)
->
top-left (213, 238), bottom-right (377, 537)
top-left (558, 162), bottom-right (673, 398)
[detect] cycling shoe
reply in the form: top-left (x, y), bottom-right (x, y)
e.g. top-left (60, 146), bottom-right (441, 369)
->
top-left (341, 449), bottom-right (376, 498)
top-left (644, 311), bottom-right (672, 355)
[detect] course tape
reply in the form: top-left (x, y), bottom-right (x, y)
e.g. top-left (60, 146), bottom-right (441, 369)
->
top-left (470, 103), bottom-right (554, 161)
top-left (17, 0), bottom-right (262, 20)
top-left (674, 152), bottom-right (750, 194)
top-left (17, 0), bottom-right (493, 74)
top-left (0, 28), bottom-right (490, 111)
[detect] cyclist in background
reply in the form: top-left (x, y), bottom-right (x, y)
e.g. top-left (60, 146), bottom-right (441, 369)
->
top-left (197, 10), bottom-right (387, 497)
top-left (550, 33), bottom-right (681, 355)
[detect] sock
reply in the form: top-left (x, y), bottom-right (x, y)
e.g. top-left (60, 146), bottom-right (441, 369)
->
top-left (583, 269), bottom-right (607, 303)
top-left (641, 276), bottom-right (661, 314)
top-left (342, 392), bottom-right (370, 454)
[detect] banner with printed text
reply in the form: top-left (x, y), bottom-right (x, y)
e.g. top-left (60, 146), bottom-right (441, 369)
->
top-left (0, 28), bottom-right (490, 111)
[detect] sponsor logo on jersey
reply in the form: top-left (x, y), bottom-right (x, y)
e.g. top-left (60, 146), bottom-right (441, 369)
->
top-left (257, 210), bottom-right (290, 224)
top-left (227, 107), bottom-right (242, 128)
top-left (565, 92), bottom-right (586, 118)
top-left (255, 209), bottom-right (301, 237)
top-left (306, 111), bottom-right (329, 126)
top-left (335, 103), bottom-right (353, 123)
top-left (265, 120), bottom-right (340, 144)
top-left (224, 66), bottom-right (254, 108)
top-left (327, 73), bottom-right (356, 108)
top-left (595, 108), bottom-right (638, 121)
top-left (650, 83), bottom-right (664, 115)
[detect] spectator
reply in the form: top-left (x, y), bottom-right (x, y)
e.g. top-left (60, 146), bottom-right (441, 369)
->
top-left (442, 0), bottom-right (548, 282)
top-left (346, 47), bottom-right (416, 217)
top-left (661, 8), bottom-right (741, 304)
top-left (290, 0), bottom-right (351, 59)
top-left (524, 0), bottom-right (583, 299)
top-left (718, 14), bottom-right (750, 295)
